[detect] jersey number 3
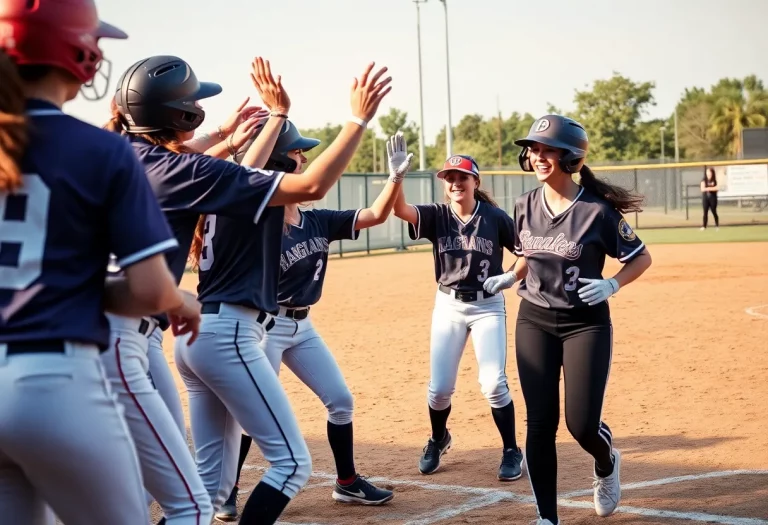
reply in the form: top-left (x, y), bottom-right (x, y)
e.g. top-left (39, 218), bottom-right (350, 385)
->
top-left (0, 175), bottom-right (51, 290)
top-left (199, 215), bottom-right (217, 272)
top-left (564, 265), bottom-right (580, 291)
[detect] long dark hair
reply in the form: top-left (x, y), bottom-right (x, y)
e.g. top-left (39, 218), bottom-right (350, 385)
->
top-left (0, 53), bottom-right (29, 193)
top-left (703, 166), bottom-right (717, 185)
top-left (578, 165), bottom-right (644, 214)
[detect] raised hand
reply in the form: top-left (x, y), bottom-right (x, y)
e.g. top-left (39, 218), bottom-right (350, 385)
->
top-left (219, 97), bottom-right (264, 137)
top-left (230, 108), bottom-right (270, 150)
top-left (250, 57), bottom-right (291, 115)
top-left (350, 62), bottom-right (392, 123)
top-left (386, 130), bottom-right (414, 183)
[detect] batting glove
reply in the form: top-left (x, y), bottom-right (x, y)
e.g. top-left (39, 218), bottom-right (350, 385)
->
top-left (577, 277), bottom-right (620, 306)
top-left (483, 271), bottom-right (517, 295)
top-left (386, 130), bottom-right (414, 183)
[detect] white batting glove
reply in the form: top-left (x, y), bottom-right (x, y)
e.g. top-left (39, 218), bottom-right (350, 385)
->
top-left (577, 278), bottom-right (620, 306)
top-left (386, 130), bottom-right (414, 183)
top-left (483, 271), bottom-right (517, 294)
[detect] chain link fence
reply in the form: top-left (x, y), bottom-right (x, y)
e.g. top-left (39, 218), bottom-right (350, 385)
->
top-left (315, 160), bottom-right (768, 256)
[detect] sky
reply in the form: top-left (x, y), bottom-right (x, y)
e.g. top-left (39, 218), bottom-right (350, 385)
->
top-left (68, 0), bottom-right (768, 145)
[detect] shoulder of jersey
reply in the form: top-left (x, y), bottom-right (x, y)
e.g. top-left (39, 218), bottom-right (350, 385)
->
top-left (48, 114), bottom-right (136, 154)
top-left (515, 186), bottom-right (541, 206)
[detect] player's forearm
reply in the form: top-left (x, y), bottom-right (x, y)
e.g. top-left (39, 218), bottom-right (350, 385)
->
top-left (612, 248), bottom-right (652, 289)
top-left (185, 129), bottom-right (223, 153)
top-left (103, 276), bottom-right (183, 317)
top-left (240, 116), bottom-right (285, 169)
top-left (301, 121), bottom-right (366, 196)
top-left (357, 179), bottom-right (401, 228)
top-left (508, 256), bottom-right (528, 281)
top-left (393, 185), bottom-right (417, 223)
top-left (202, 140), bottom-right (232, 160)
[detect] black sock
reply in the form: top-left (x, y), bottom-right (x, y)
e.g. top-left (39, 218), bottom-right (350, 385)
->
top-left (327, 421), bottom-right (356, 481)
top-left (239, 481), bottom-right (291, 525)
top-left (235, 433), bottom-right (253, 487)
top-left (491, 401), bottom-right (518, 451)
top-left (156, 519), bottom-right (166, 525)
top-left (429, 405), bottom-right (451, 441)
top-left (595, 453), bottom-right (615, 477)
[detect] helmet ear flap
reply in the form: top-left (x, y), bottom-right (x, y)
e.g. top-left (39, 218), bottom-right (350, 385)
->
top-left (558, 150), bottom-right (585, 174)
top-left (265, 155), bottom-right (298, 173)
top-left (518, 147), bottom-right (534, 172)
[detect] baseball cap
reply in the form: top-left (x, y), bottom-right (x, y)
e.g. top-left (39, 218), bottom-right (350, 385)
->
top-left (436, 155), bottom-right (480, 179)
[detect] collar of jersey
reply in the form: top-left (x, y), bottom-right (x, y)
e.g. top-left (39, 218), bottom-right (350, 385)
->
top-left (288, 211), bottom-right (305, 229)
top-left (450, 200), bottom-right (480, 227)
top-left (540, 186), bottom-right (584, 220)
top-left (25, 98), bottom-right (63, 115)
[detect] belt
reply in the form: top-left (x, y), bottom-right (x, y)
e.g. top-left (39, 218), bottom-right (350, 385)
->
top-left (201, 302), bottom-right (275, 331)
top-left (278, 306), bottom-right (309, 320)
top-left (138, 317), bottom-right (157, 337)
top-left (439, 284), bottom-right (494, 303)
top-left (6, 340), bottom-right (66, 355)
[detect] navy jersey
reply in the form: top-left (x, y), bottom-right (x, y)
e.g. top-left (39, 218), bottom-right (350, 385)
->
top-left (514, 186), bottom-right (645, 309)
top-left (0, 100), bottom-right (178, 348)
top-left (131, 138), bottom-right (284, 326)
top-left (277, 208), bottom-right (361, 307)
top-left (196, 204), bottom-right (286, 315)
top-left (408, 201), bottom-right (516, 292)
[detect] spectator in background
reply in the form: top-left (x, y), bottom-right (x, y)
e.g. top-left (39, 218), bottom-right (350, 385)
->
top-left (701, 167), bottom-right (719, 231)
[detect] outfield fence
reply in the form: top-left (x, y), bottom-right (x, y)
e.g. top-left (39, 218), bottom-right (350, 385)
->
top-left (317, 158), bottom-right (768, 256)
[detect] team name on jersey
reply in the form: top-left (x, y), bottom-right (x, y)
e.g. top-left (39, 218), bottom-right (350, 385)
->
top-left (437, 235), bottom-right (494, 256)
top-left (519, 230), bottom-right (583, 260)
top-left (280, 237), bottom-right (330, 271)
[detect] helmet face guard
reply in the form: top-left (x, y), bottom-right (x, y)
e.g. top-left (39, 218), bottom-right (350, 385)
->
top-left (515, 115), bottom-right (589, 174)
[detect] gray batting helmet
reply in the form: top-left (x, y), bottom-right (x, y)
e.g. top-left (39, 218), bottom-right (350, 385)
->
top-left (233, 120), bottom-right (320, 172)
top-left (114, 55), bottom-right (222, 133)
top-left (515, 114), bottom-right (589, 174)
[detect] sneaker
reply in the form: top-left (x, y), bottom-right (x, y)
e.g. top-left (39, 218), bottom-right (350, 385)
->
top-left (498, 447), bottom-right (523, 481)
top-left (593, 448), bottom-right (622, 517)
top-left (531, 519), bottom-right (560, 524)
top-left (418, 430), bottom-right (452, 474)
top-left (332, 475), bottom-right (394, 505)
top-left (214, 485), bottom-right (239, 522)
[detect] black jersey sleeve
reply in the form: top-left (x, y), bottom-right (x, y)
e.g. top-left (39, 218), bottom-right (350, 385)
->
top-left (407, 203), bottom-right (439, 242)
top-left (601, 207), bottom-right (645, 263)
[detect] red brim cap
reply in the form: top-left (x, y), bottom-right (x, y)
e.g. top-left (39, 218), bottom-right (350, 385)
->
top-left (95, 20), bottom-right (128, 40)
top-left (436, 155), bottom-right (480, 179)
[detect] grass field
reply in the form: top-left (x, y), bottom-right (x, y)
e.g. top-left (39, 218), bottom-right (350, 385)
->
top-left (635, 224), bottom-right (768, 244)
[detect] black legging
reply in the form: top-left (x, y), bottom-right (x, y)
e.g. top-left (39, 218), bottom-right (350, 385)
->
top-left (703, 194), bottom-right (719, 228)
top-left (515, 299), bottom-right (614, 522)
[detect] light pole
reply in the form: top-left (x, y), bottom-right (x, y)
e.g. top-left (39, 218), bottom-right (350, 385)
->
top-left (660, 125), bottom-right (666, 163)
top-left (438, 0), bottom-right (453, 159)
top-left (414, 0), bottom-right (428, 171)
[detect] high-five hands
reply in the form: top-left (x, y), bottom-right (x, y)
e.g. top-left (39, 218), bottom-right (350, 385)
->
top-left (386, 131), bottom-right (414, 183)
top-left (350, 62), bottom-right (392, 124)
top-left (250, 57), bottom-right (291, 115)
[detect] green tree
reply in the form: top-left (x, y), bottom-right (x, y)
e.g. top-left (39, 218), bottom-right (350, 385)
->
top-left (571, 72), bottom-right (656, 160)
top-left (709, 75), bottom-right (768, 156)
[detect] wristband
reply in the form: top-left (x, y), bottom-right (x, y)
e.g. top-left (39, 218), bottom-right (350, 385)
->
top-left (508, 271), bottom-right (517, 283)
top-left (608, 278), bottom-right (620, 294)
top-left (270, 112), bottom-right (289, 119)
top-left (349, 116), bottom-right (368, 129)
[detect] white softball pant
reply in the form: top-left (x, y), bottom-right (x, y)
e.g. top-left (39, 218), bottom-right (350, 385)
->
top-left (0, 340), bottom-right (148, 525)
top-left (147, 327), bottom-right (186, 440)
top-left (102, 314), bottom-right (212, 525)
top-left (174, 302), bottom-right (311, 510)
top-left (259, 309), bottom-right (354, 426)
top-left (428, 288), bottom-right (511, 411)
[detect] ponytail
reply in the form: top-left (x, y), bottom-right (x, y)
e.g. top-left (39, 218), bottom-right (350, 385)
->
top-left (188, 215), bottom-right (206, 272)
top-left (578, 165), bottom-right (644, 214)
top-left (0, 52), bottom-right (28, 193)
top-left (474, 187), bottom-right (498, 207)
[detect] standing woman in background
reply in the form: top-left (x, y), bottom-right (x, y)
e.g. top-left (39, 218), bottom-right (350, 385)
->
top-left (392, 154), bottom-right (524, 483)
top-left (499, 114), bottom-right (652, 525)
top-left (700, 166), bottom-right (719, 230)
top-left (0, 1), bottom-right (200, 522)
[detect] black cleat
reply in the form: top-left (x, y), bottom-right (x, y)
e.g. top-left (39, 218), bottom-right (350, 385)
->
top-left (332, 475), bottom-right (394, 505)
top-left (419, 430), bottom-right (452, 475)
top-left (498, 447), bottom-right (524, 481)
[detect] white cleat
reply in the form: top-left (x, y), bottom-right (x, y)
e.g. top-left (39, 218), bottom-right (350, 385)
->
top-left (531, 519), bottom-right (560, 524)
top-left (593, 448), bottom-right (622, 517)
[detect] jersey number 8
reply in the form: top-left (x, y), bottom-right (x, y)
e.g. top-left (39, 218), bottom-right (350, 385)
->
top-left (199, 215), bottom-right (217, 272)
top-left (0, 175), bottom-right (51, 290)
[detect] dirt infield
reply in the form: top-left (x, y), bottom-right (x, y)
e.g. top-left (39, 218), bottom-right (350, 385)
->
top-left (155, 241), bottom-right (768, 524)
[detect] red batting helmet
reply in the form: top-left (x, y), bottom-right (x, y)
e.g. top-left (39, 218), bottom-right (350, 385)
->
top-left (0, 0), bottom-right (127, 100)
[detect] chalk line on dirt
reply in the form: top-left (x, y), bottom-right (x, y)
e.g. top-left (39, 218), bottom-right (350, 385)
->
top-left (246, 464), bottom-right (768, 524)
top-left (745, 304), bottom-right (768, 319)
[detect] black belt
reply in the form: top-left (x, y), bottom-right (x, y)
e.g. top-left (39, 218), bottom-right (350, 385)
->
top-left (5, 340), bottom-right (66, 355)
top-left (138, 318), bottom-right (156, 337)
top-left (201, 302), bottom-right (275, 331)
top-left (281, 307), bottom-right (309, 321)
top-left (439, 284), bottom-right (494, 303)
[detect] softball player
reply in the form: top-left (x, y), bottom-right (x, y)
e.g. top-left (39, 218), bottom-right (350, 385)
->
top-left (214, 130), bottom-right (412, 520)
top-left (497, 114), bottom-right (652, 524)
top-left (0, 1), bottom-right (201, 522)
top-left (700, 167), bottom-right (719, 230)
top-left (163, 60), bottom-right (391, 524)
top-left (392, 155), bottom-right (524, 482)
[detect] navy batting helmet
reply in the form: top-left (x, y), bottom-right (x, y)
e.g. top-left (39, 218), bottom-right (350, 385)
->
top-left (515, 115), bottom-right (589, 174)
top-left (233, 120), bottom-right (320, 173)
top-left (114, 55), bottom-right (221, 133)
